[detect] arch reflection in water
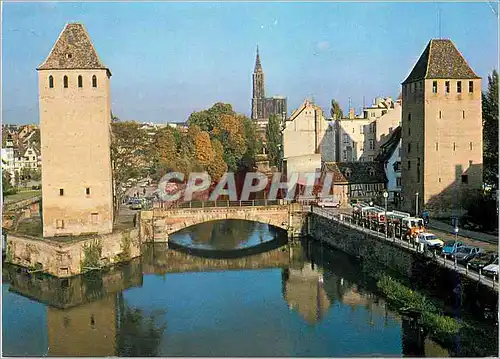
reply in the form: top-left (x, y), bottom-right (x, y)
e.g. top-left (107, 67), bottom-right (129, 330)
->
top-left (169, 219), bottom-right (286, 251)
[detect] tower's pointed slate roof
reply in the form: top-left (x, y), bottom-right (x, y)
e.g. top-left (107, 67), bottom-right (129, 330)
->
top-left (37, 23), bottom-right (110, 75)
top-left (402, 39), bottom-right (479, 84)
top-left (254, 45), bottom-right (263, 72)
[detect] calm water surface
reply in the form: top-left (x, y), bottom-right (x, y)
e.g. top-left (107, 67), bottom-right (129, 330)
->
top-left (0, 220), bottom-right (464, 357)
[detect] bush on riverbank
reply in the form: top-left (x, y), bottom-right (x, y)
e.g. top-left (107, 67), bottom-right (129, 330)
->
top-left (377, 275), bottom-right (461, 335)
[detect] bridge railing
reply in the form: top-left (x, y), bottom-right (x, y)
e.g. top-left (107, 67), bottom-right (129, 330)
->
top-left (154, 199), bottom-right (285, 210)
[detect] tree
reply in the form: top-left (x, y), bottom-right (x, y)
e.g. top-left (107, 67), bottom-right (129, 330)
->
top-left (208, 139), bottom-right (228, 181)
top-left (330, 99), bottom-right (344, 120)
top-left (265, 115), bottom-right (282, 167)
top-left (111, 122), bottom-right (150, 222)
top-left (2, 171), bottom-right (15, 198)
top-left (482, 69), bottom-right (498, 190)
top-left (20, 167), bottom-right (31, 187)
top-left (240, 118), bottom-right (260, 170)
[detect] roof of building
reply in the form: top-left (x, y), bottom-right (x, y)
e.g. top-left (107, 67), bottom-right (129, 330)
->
top-left (287, 99), bottom-right (324, 124)
top-left (322, 161), bottom-right (387, 184)
top-left (37, 23), bottom-right (110, 75)
top-left (402, 39), bottom-right (480, 84)
top-left (374, 126), bottom-right (402, 162)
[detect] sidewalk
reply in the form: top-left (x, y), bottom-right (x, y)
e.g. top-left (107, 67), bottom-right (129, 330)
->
top-left (427, 219), bottom-right (498, 244)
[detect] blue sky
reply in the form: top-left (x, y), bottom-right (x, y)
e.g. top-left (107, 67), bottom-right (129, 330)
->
top-left (2, 1), bottom-right (498, 124)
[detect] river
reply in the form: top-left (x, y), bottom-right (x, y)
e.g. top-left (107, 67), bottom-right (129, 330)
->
top-left (1, 220), bottom-right (494, 357)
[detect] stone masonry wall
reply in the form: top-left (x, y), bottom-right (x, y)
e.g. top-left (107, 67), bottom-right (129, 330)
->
top-left (5, 228), bottom-right (141, 278)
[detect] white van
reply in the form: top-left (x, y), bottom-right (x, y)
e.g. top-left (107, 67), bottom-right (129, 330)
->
top-left (317, 197), bottom-right (340, 208)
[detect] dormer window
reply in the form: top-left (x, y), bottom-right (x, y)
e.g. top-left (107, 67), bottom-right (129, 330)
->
top-left (344, 168), bottom-right (352, 178)
top-left (66, 53), bottom-right (72, 59)
top-left (368, 168), bottom-right (375, 176)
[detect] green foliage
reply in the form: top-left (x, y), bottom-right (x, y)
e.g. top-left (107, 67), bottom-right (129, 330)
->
top-left (116, 232), bottom-right (132, 262)
top-left (266, 115), bottom-right (282, 167)
top-left (462, 190), bottom-right (498, 231)
top-left (482, 69), bottom-right (498, 190)
top-left (2, 171), bottom-right (15, 198)
top-left (377, 275), bottom-right (461, 336)
top-left (330, 99), bottom-right (344, 120)
top-left (80, 239), bottom-right (103, 272)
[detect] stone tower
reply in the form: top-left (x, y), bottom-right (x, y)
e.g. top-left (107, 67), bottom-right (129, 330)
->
top-left (37, 23), bottom-right (114, 237)
top-left (251, 46), bottom-right (265, 120)
top-left (401, 39), bottom-right (482, 216)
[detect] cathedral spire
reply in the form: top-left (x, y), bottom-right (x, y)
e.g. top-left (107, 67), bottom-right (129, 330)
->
top-left (254, 45), bottom-right (262, 72)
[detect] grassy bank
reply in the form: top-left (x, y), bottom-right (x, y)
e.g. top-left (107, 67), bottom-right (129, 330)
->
top-left (377, 275), bottom-right (498, 356)
top-left (4, 190), bottom-right (41, 204)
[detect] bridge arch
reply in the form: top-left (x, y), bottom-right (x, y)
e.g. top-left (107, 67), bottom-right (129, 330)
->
top-left (141, 205), bottom-right (292, 242)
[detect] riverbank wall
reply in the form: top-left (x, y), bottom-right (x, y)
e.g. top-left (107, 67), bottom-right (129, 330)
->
top-left (4, 228), bottom-right (141, 278)
top-left (307, 212), bottom-right (499, 318)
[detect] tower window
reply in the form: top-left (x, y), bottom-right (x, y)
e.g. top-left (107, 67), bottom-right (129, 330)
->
top-left (462, 110), bottom-right (465, 119)
top-left (63, 75), bottom-right (68, 88)
top-left (59, 188), bottom-right (64, 196)
top-left (56, 220), bottom-right (65, 229)
top-left (469, 81), bottom-right (474, 92)
top-left (407, 161), bottom-right (411, 170)
top-left (92, 75), bottom-right (97, 88)
top-left (453, 142), bottom-right (456, 151)
top-left (49, 75), bottom-right (54, 88)
top-left (461, 175), bottom-right (468, 184)
top-left (407, 142), bottom-right (411, 153)
top-left (439, 110), bottom-right (442, 119)
top-left (457, 81), bottom-right (462, 93)
top-left (435, 142), bottom-right (439, 151)
top-left (445, 81), bottom-right (450, 93)
top-left (469, 142), bottom-right (473, 150)
top-left (86, 187), bottom-right (91, 195)
top-left (91, 213), bottom-right (99, 225)
top-left (432, 81), bottom-right (437, 93)
top-left (78, 75), bottom-right (83, 88)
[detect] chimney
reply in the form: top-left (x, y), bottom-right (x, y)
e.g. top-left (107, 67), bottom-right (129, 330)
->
top-left (348, 108), bottom-right (355, 119)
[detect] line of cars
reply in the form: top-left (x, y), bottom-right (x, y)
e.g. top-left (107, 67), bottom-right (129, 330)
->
top-left (351, 201), bottom-right (498, 278)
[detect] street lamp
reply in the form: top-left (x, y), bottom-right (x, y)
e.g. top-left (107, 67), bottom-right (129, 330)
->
top-left (415, 192), bottom-right (419, 217)
top-left (383, 191), bottom-right (389, 238)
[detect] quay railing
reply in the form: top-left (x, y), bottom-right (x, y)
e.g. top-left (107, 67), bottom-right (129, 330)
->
top-left (309, 206), bottom-right (499, 290)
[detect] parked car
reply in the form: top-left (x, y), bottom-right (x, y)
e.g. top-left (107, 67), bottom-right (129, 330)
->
top-left (482, 257), bottom-right (499, 277)
top-left (317, 197), bottom-right (340, 208)
top-left (441, 240), bottom-right (464, 256)
top-left (468, 252), bottom-right (498, 272)
top-left (129, 198), bottom-right (142, 210)
top-left (450, 245), bottom-right (481, 264)
top-left (416, 232), bottom-right (444, 249)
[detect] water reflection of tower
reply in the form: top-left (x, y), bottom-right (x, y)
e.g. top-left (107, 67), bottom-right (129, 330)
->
top-left (281, 264), bottom-right (331, 324)
top-left (46, 294), bottom-right (117, 356)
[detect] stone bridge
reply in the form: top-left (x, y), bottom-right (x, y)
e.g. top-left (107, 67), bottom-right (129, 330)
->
top-left (139, 202), bottom-right (307, 242)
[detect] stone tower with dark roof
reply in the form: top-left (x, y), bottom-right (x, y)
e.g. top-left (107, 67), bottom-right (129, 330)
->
top-left (400, 39), bottom-right (482, 216)
top-left (38, 23), bottom-right (114, 238)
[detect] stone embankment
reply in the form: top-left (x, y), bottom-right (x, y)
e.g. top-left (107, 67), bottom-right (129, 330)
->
top-left (5, 228), bottom-right (141, 278)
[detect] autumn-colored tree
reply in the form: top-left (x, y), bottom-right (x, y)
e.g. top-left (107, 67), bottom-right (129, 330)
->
top-left (193, 130), bottom-right (215, 166)
top-left (208, 139), bottom-right (228, 181)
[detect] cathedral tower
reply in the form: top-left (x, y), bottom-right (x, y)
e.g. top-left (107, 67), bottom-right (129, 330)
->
top-left (37, 23), bottom-right (114, 237)
top-left (251, 46), bottom-right (265, 120)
